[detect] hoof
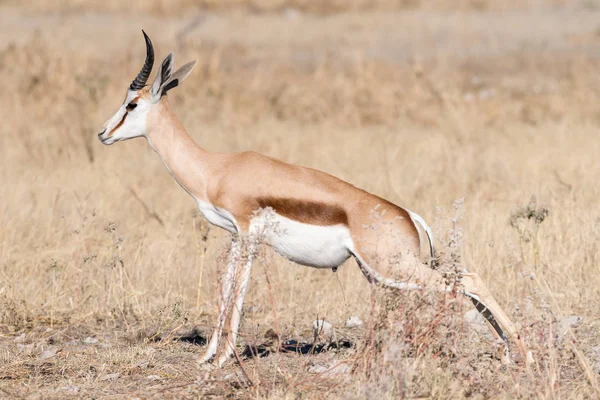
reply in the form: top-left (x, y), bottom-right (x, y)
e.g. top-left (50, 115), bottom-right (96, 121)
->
top-left (217, 353), bottom-right (232, 368)
top-left (198, 352), bottom-right (216, 366)
top-left (198, 361), bottom-right (216, 371)
top-left (525, 350), bottom-right (535, 364)
top-left (501, 346), bottom-right (511, 365)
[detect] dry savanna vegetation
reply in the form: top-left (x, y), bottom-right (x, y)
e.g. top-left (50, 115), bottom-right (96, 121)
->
top-left (2, 0), bottom-right (600, 398)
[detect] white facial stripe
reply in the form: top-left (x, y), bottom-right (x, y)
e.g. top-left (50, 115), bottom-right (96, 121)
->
top-left (107, 110), bottom-right (128, 137)
top-left (100, 90), bottom-right (149, 144)
top-left (125, 89), bottom-right (139, 103)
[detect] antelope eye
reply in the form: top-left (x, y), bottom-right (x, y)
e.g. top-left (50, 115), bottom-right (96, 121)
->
top-left (126, 102), bottom-right (138, 111)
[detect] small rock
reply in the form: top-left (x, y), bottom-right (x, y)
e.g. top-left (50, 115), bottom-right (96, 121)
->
top-left (247, 305), bottom-right (262, 313)
top-left (463, 309), bottom-right (496, 343)
top-left (323, 362), bottom-right (351, 377)
top-left (558, 315), bottom-right (584, 342)
top-left (59, 385), bottom-right (80, 394)
top-left (16, 343), bottom-right (34, 353)
top-left (308, 364), bottom-right (327, 374)
top-left (13, 333), bottom-right (26, 343)
top-left (464, 308), bottom-right (486, 325)
top-left (345, 316), bottom-right (363, 328)
top-left (83, 337), bottom-right (99, 344)
top-left (99, 372), bottom-right (120, 381)
top-left (313, 319), bottom-right (334, 341)
top-left (589, 345), bottom-right (600, 374)
top-left (39, 347), bottom-right (58, 360)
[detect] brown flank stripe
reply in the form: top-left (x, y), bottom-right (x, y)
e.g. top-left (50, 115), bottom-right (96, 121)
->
top-left (256, 197), bottom-right (348, 226)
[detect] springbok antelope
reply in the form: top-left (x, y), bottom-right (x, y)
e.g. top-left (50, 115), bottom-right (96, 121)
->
top-left (98, 32), bottom-right (533, 366)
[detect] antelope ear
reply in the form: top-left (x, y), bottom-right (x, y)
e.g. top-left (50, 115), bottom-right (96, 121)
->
top-left (151, 52), bottom-right (174, 100)
top-left (160, 60), bottom-right (197, 94)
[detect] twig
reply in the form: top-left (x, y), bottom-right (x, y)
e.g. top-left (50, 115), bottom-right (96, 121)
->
top-left (233, 345), bottom-right (259, 387)
top-left (160, 323), bottom-right (186, 346)
top-left (333, 270), bottom-right (351, 315)
top-left (176, 15), bottom-right (206, 49)
top-left (155, 380), bottom-right (196, 394)
top-left (129, 185), bottom-right (164, 227)
top-left (552, 169), bottom-right (572, 191)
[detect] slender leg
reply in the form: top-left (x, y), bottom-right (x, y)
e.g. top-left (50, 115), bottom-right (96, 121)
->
top-left (353, 251), bottom-right (533, 364)
top-left (356, 256), bottom-right (422, 291)
top-left (217, 240), bottom-right (257, 367)
top-left (198, 237), bottom-right (241, 364)
top-left (459, 272), bottom-right (534, 364)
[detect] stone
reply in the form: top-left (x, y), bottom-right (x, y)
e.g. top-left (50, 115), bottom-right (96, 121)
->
top-left (557, 315), bottom-right (584, 342)
top-left (99, 373), bottom-right (120, 381)
top-left (313, 319), bottom-right (334, 341)
top-left (308, 364), bottom-right (327, 374)
top-left (463, 309), bottom-right (497, 343)
top-left (323, 362), bottom-right (351, 377)
top-left (345, 316), bottom-right (363, 328)
top-left (38, 347), bottom-right (58, 360)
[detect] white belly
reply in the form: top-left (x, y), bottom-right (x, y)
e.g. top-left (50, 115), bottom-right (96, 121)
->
top-left (251, 211), bottom-right (352, 268)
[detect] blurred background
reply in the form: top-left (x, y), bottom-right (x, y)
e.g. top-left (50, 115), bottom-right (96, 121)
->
top-left (1, 0), bottom-right (600, 397)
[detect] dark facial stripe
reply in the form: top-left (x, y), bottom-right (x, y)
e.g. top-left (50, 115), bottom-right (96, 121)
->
top-left (107, 112), bottom-right (127, 137)
top-left (256, 197), bottom-right (348, 226)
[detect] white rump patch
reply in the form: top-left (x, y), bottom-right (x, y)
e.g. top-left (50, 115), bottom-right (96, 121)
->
top-left (406, 209), bottom-right (434, 260)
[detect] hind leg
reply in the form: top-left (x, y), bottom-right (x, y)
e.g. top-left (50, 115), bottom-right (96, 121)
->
top-left (459, 272), bottom-right (534, 364)
top-left (352, 248), bottom-right (532, 364)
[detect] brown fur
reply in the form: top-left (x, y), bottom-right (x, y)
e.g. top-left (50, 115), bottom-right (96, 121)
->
top-left (255, 197), bottom-right (349, 226)
top-left (146, 98), bottom-right (420, 241)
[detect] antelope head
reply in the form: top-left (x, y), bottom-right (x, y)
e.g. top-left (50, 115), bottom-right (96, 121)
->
top-left (98, 31), bottom-right (196, 145)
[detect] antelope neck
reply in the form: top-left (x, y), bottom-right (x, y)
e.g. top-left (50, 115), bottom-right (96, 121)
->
top-left (145, 99), bottom-right (211, 202)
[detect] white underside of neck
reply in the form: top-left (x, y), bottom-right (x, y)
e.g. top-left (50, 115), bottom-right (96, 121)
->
top-left (145, 135), bottom-right (197, 199)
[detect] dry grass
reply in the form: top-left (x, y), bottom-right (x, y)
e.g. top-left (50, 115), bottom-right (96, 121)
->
top-left (1, 1), bottom-right (600, 398)
top-left (12, 0), bottom-right (572, 15)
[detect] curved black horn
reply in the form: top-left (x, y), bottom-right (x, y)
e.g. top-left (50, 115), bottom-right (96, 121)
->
top-left (130, 30), bottom-right (154, 91)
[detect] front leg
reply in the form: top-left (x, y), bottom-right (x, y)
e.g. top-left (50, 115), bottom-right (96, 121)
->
top-left (217, 239), bottom-right (257, 367)
top-left (198, 237), bottom-right (241, 365)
